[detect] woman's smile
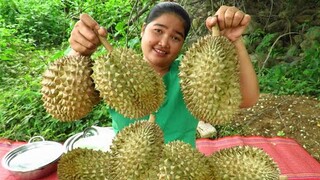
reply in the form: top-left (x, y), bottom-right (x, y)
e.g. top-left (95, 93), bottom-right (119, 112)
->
top-left (153, 47), bottom-right (168, 56)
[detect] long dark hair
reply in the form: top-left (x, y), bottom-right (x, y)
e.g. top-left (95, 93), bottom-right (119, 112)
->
top-left (145, 2), bottom-right (191, 39)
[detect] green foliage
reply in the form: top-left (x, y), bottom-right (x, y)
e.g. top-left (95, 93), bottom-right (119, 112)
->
top-left (259, 42), bottom-right (320, 98)
top-left (244, 29), bottom-right (284, 60)
top-left (0, 0), bottom-right (70, 47)
top-left (0, 17), bottom-right (36, 91)
top-left (62, 0), bottom-right (154, 48)
top-left (215, 123), bottom-right (244, 138)
top-left (0, 0), bottom-right (19, 24)
top-left (0, 0), bottom-right (154, 49)
top-left (245, 25), bottom-right (320, 99)
top-left (255, 33), bottom-right (278, 54)
top-left (0, 14), bottom-right (38, 63)
top-left (244, 28), bottom-right (265, 52)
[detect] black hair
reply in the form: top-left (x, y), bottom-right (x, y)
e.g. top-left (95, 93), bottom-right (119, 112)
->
top-left (145, 2), bottom-right (191, 39)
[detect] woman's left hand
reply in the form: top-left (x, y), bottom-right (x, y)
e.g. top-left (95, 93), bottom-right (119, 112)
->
top-left (205, 5), bottom-right (251, 42)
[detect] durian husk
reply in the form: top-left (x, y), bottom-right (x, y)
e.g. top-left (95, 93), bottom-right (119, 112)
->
top-left (157, 140), bottom-right (212, 180)
top-left (41, 56), bottom-right (100, 121)
top-left (208, 146), bottom-right (281, 180)
top-left (57, 148), bottom-right (112, 180)
top-left (109, 115), bottom-right (164, 179)
top-left (92, 46), bottom-right (165, 119)
top-left (179, 25), bottom-right (241, 125)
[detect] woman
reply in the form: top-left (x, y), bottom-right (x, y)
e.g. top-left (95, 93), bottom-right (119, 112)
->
top-left (68, 2), bottom-right (259, 147)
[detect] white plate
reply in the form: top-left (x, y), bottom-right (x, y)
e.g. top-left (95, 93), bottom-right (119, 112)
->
top-left (63, 126), bottom-right (116, 152)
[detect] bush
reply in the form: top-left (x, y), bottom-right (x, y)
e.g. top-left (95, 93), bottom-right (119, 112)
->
top-left (63, 0), bottom-right (155, 49)
top-left (259, 42), bottom-right (320, 98)
top-left (0, 0), bottom-right (70, 47)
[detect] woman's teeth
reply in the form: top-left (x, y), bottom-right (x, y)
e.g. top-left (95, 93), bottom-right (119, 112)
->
top-left (155, 48), bottom-right (166, 54)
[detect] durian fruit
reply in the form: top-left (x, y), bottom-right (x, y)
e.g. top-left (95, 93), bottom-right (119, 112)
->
top-left (57, 148), bottom-right (112, 180)
top-left (41, 56), bottom-right (100, 121)
top-left (179, 24), bottom-right (241, 125)
top-left (157, 140), bottom-right (212, 180)
top-left (92, 35), bottom-right (165, 119)
top-left (208, 146), bottom-right (281, 180)
top-left (109, 114), bottom-right (164, 179)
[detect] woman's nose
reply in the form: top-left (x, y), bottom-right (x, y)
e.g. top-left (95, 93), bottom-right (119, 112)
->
top-left (158, 36), bottom-right (169, 48)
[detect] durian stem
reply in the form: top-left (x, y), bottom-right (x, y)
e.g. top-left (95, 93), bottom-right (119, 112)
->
top-left (148, 114), bottom-right (155, 123)
top-left (211, 24), bottom-right (220, 37)
top-left (94, 29), bottom-right (113, 52)
top-left (211, 15), bottom-right (220, 37)
top-left (98, 35), bottom-right (113, 52)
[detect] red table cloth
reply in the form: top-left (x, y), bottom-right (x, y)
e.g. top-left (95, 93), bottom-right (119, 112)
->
top-left (1, 136), bottom-right (320, 180)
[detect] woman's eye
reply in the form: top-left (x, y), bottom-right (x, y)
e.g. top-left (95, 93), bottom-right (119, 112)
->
top-left (154, 29), bottom-right (162, 34)
top-left (172, 36), bottom-right (181, 42)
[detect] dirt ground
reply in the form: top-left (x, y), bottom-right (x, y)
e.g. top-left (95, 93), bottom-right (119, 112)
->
top-left (232, 93), bottom-right (320, 162)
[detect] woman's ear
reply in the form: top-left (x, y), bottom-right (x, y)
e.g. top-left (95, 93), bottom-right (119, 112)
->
top-left (141, 23), bottom-right (146, 37)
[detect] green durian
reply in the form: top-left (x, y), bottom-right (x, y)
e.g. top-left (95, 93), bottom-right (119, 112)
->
top-left (208, 146), bottom-right (280, 180)
top-left (41, 55), bottom-right (100, 121)
top-left (57, 148), bottom-right (111, 180)
top-left (109, 115), bottom-right (164, 179)
top-left (157, 140), bottom-right (212, 180)
top-left (92, 47), bottom-right (165, 119)
top-left (179, 25), bottom-right (241, 125)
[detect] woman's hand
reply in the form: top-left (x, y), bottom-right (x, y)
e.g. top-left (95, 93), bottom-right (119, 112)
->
top-left (205, 6), bottom-right (251, 42)
top-left (69, 13), bottom-right (107, 56)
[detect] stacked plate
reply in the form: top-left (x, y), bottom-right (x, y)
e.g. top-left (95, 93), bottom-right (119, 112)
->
top-left (63, 126), bottom-right (116, 152)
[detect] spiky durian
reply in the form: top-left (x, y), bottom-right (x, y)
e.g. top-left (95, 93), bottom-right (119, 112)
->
top-left (41, 56), bottom-right (100, 121)
top-left (157, 140), bottom-right (212, 180)
top-left (208, 146), bottom-right (280, 180)
top-left (179, 25), bottom-right (241, 125)
top-left (109, 115), bottom-right (164, 179)
top-left (57, 148), bottom-right (111, 180)
top-left (92, 47), bottom-right (165, 119)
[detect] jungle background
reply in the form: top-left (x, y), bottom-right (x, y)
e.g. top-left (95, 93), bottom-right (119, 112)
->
top-left (0, 0), bottom-right (319, 161)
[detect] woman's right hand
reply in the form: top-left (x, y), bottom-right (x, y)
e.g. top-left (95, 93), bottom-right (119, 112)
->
top-left (69, 13), bottom-right (107, 56)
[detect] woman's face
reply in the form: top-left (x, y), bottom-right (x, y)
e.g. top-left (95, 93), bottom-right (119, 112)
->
top-left (141, 13), bottom-right (185, 74)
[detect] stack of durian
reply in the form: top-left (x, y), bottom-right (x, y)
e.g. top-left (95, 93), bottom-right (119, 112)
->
top-left (57, 117), bottom-right (281, 180)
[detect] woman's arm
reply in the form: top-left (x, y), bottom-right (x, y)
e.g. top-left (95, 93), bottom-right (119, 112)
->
top-left (234, 37), bottom-right (259, 107)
